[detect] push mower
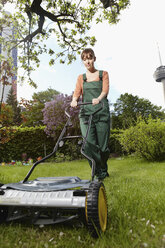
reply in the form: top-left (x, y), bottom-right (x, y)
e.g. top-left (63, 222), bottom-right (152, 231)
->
top-left (0, 102), bottom-right (108, 237)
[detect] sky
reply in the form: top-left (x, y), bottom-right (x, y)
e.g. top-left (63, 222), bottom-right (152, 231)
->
top-left (6, 0), bottom-right (165, 108)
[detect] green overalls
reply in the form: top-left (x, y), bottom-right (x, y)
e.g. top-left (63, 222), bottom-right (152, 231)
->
top-left (79, 71), bottom-right (110, 179)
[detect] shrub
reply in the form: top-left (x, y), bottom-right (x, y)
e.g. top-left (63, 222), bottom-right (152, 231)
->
top-left (0, 126), bottom-right (55, 162)
top-left (109, 129), bottom-right (123, 155)
top-left (42, 94), bottom-right (80, 138)
top-left (118, 117), bottom-right (165, 161)
top-left (0, 126), bottom-right (83, 163)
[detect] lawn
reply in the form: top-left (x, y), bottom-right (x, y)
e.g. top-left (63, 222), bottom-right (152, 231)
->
top-left (0, 156), bottom-right (165, 248)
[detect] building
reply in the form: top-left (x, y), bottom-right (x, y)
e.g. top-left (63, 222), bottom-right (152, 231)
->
top-left (0, 11), bottom-right (17, 103)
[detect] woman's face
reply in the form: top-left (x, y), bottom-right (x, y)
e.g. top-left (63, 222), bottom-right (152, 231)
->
top-left (82, 53), bottom-right (96, 71)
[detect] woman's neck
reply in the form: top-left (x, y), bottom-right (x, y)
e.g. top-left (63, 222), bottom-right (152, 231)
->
top-left (86, 68), bottom-right (97, 74)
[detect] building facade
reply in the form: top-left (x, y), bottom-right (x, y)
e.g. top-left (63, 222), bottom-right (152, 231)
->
top-left (0, 11), bottom-right (17, 103)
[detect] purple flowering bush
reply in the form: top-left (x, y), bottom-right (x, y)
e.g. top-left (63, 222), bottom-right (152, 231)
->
top-left (42, 94), bottom-right (80, 138)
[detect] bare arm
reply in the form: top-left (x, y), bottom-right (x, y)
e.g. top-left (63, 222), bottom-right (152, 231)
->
top-left (92, 92), bottom-right (107, 105)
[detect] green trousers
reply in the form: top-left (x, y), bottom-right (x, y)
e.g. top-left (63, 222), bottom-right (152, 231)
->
top-left (80, 117), bottom-right (110, 178)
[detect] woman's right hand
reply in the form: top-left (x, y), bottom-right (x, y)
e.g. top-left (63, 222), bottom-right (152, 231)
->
top-left (70, 100), bottom-right (78, 107)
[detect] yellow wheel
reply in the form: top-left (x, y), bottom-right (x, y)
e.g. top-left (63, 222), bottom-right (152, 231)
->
top-left (98, 185), bottom-right (107, 232)
top-left (85, 181), bottom-right (108, 237)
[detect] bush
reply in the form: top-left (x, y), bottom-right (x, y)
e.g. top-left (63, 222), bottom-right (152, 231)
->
top-left (0, 126), bottom-right (55, 162)
top-left (0, 124), bottom-right (122, 163)
top-left (0, 126), bottom-right (83, 163)
top-left (118, 117), bottom-right (165, 161)
top-left (42, 94), bottom-right (80, 138)
top-left (109, 129), bottom-right (123, 155)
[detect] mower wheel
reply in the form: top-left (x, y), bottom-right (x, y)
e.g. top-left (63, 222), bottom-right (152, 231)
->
top-left (85, 181), bottom-right (108, 237)
top-left (0, 207), bottom-right (8, 223)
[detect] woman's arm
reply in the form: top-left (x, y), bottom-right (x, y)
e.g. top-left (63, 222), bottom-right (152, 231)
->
top-left (92, 71), bottom-right (109, 105)
top-left (70, 75), bottom-right (83, 107)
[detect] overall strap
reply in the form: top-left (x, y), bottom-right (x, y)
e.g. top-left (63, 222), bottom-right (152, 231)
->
top-left (83, 73), bottom-right (87, 82)
top-left (99, 70), bottom-right (103, 81)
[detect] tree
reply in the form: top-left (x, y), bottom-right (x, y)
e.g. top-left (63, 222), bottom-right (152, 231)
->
top-left (6, 87), bottom-right (22, 125)
top-left (0, 103), bottom-right (15, 144)
top-left (43, 93), bottom-right (80, 138)
top-left (0, 103), bottom-right (13, 127)
top-left (111, 93), bottom-right (165, 129)
top-left (32, 88), bottom-right (59, 103)
top-left (20, 88), bottom-right (60, 126)
top-left (0, 61), bottom-right (13, 116)
top-left (0, 0), bottom-right (130, 87)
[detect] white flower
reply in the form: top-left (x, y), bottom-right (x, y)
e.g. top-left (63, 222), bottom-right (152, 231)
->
top-left (146, 220), bottom-right (150, 226)
top-left (49, 238), bottom-right (54, 242)
top-left (162, 234), bottom-right (165, 242)
top-left (59, 232), bottom-right (64, 237)
top-left (142, 242), bottom-right (148, 247)
top-left (78, 236), bottom-right (81, 241)
top-left (39, 224), bottom-right (44, 228)
top-left (150, 224), bottom-right (155, 229)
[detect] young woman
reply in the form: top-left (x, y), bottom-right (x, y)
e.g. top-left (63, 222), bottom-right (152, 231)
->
top-left (71, 48), bottom-right (110, 180)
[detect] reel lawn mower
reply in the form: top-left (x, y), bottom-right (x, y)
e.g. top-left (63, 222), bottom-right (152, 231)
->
top-left (0, 102), bottom-right (108, 237)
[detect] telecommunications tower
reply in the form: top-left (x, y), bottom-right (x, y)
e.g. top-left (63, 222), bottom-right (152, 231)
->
top-left (153, 44), bottom-right (165, 105)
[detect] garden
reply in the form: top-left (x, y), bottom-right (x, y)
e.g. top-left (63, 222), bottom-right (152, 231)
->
top-left (0, 1), bottom-right (165, 247)
top-left (1, 91), bottom-right (165, 247)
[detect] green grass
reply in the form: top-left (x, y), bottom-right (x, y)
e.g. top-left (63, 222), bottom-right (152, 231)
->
top-left (0, 157), bottom-right (165, 248)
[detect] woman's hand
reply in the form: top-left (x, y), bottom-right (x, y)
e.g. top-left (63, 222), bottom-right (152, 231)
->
top-left (92, 98), bottom-right (100, 105)
top-left (70, 99), bottom-right (78, 107)
top-left (92, 92), bottom-right (106, 105)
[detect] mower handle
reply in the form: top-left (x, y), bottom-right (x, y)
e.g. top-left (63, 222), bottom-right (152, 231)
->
top-left (23, 102), bottom-right (104, 183)
top-left (65, 101), bottom-right (104, 118)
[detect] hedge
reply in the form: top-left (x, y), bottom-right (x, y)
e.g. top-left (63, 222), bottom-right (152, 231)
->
top-left (0, 126), bottom-right (55, 162)
top-left (0, 126), bottom-right (122, 163)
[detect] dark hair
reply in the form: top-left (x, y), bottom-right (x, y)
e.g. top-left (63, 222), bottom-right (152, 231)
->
top-left (81, 48), bottom-right (96, 60)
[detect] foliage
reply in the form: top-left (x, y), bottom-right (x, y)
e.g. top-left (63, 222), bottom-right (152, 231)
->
top-left (43, 93), bottom-right (80, 138)
top-left (111, 93), bottom-right (165, 129)
top-left (109, 129), bottom-right (123, 155)
top-left (0, 125), bottom-right (84, 162)
top-left (0, 0), bottom-right (130, 86)
top-left (20, 99), bottom-right (44, 126)
top-left (32, 88), bottom-right (60, 103)
top-left (20, 88), bottom-right (59, 126)
top-left (0, 103), bottom-right (15, 145)
top-left (0, 61), bottom-right (16, 142)
top-left (118, 117), bottom-right (165, 161)
top-left (0, 126), bottom-right (54, 162)
top-left (6, 87), bottom-right (22, 126)
top-left (0, 61), bottom-right (14, 115)
top-left (0, 124), bottom-right (121, 162)
top-left (0, 103), bottom-right (13, 126)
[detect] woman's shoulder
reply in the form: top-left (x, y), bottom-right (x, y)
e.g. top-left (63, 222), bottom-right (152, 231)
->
top-left (77, 74), bottom-right (84, 79)
top-left (100, 70), bottom-right (109, 78)
top-left (76, 74), bottom-right (83, 83)
top-left (102, 70), bottom-right (108, 75)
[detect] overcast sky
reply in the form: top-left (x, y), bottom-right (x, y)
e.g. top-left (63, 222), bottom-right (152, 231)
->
top-left (7, 0), bottom-right (165, 108)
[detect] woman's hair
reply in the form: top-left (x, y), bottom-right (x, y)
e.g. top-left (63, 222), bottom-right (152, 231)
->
top-left (81, 48), bottom-right (96, 60)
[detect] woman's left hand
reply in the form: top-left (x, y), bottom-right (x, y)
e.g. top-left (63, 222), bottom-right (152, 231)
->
top-left (92, 98), bottom-right (100, 105)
